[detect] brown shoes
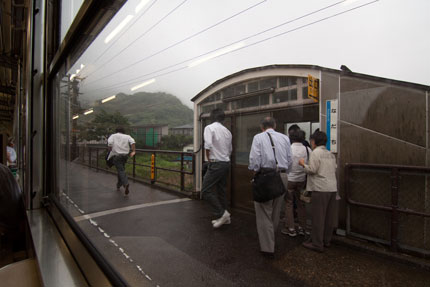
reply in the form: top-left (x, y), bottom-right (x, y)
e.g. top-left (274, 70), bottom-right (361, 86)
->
top-left (302, 241), bottom-right (324, 253)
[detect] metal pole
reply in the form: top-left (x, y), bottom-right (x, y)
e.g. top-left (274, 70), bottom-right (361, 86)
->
top-left (96, 148), bottom-right (99, 172)
top-left (133, 153), bottom-right (136, 181)
top-left (391, 167), bottom-right (399, 252)
top-left (180, 153), bottom-right (184, 191)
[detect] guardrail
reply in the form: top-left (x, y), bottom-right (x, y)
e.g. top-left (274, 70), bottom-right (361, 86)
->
top-left (345, 163), bottom-right (430, 258)
top-left (75, 145), bottom-right (195, 193)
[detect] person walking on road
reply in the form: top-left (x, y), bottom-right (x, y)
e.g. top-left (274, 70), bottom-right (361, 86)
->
top-left (107, 127), bottom-right (136, 196)
top-left (202, 108), bottom-right (232, 228)
top-left (299, 131), bottom-right (337, 252)
top-left (249, 117), bottom-right (292, 257)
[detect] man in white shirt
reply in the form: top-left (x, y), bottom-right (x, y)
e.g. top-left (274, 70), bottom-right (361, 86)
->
top-left (6, 138), bottom-right (17, 167)
top-left (107, 127), bottom-right (136, 196)
top-left (202, 109), bottom-right (232, 228)
top-left (249, 117), bottom-right (292, 257)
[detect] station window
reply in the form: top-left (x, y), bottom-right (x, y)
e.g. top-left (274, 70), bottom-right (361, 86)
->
top-left (273, 89), bottom-right (298, 103)
top-left (260, 77), bottom-right (277, 89)
top-left (247, 81), bottom-right (259, 92)
top-left (222, 86), bottom-right (235, 98)
top-left (235, 84), bottom-right (246, 95)
top-left (302, 86), bottom-right (308, 99)
top-left (279, 76), bottom-right (297, 88)
top-left (232, 94), bottom-right (269, 110)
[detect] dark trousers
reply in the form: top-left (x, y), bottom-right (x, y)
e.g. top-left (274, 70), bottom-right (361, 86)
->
top-left (201, 161), bottom-right (230, 218)
top-left (311, 191), bottom-right (337, 248)
top-left (113, 154), bottom-right (129, 187)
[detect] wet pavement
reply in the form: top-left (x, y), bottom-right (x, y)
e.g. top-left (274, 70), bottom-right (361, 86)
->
top-left (60, 163), bottom-right (430, 286)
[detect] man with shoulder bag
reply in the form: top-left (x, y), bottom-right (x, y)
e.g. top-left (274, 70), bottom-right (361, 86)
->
top-left (249, 117), bottom-right (292, 257)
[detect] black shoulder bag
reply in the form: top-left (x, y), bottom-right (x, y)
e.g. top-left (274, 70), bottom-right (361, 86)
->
top-left (252, 133), bottom-right (286, 203)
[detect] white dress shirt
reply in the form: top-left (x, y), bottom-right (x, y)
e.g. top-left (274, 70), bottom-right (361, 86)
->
top-left (248, 128), bottom-right (292, 172)
top-left (107, 133), bottom-right (135, 156)
top-left (288, 142), bottom-right (312, 182)
top-left (7, 146), bottom-right (16, 164)
top-left (204, 122), bottom-right (232, 162)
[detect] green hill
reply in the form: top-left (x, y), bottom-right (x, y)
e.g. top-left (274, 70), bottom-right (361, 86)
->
top-left (97, 92), bottom-right (193, 127)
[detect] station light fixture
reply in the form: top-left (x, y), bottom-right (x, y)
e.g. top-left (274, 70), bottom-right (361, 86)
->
top-left (84, 109), bottom-right (94, 115)
top-left (104, 15), bottom-right (134, 44)
top-left (188, 42), bottom-right (245, 68)
top-left (72, 115), bottom-right (79, 120)
top-left (135, 0), bottom-right (150, 14)
top-left (131, 78), bottom-right (156, 91)
top-left (102, 95), bottom-right (116, 103)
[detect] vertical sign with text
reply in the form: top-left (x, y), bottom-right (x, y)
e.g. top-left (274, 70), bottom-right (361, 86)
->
top-left (326, 100), bottom-right (338, 153)
top-left (307, 75), bottom-right (319, 102)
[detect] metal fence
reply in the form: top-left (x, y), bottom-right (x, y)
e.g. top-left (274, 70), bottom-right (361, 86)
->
top-left (345, 163), bottom-right (430, 258)
top-left (74, 145), bottom-right (195, 193)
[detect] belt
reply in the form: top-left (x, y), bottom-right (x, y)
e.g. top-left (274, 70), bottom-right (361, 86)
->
top-left (209, 159), bottom-right (229, 163)
top-left (259, 167), bottom-right (287, 173)
top-left (279, 169), bottom-right (287, 173)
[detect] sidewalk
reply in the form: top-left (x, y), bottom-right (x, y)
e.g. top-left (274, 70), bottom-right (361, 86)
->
top-left (62, 163), bottom-right (430, 286)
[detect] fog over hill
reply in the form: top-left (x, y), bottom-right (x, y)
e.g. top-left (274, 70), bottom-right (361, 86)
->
top-left (95, 92), bottom-right (193, 127)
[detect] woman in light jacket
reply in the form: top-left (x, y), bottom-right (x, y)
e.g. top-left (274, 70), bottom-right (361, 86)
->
top-left (299, 131), bottom-right (337, 252)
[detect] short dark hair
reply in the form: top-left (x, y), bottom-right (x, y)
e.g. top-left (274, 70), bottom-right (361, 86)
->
top-left (298, 130), bottom-right (306, 142)
top-left (260, 117), bottom-right (276, 130)
top-left (116, 127), bottom-right (125, 134)
top-left (311, 131), bottom-right (327, 146)
top-left (289, 130), bottom-right (301, 143)
top-left (288, 124), bottom-right (300, 134)
top-left (210, 108), bottom-right (225, 123)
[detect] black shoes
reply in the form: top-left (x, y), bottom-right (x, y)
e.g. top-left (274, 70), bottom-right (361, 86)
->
top-left (125, 184), bottom-right (129, 195)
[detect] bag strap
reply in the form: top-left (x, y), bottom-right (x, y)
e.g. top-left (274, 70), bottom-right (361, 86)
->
top-left (266, 132), bottom-right (278, 167)
top-left (305, 146), bottom-right (309, 162)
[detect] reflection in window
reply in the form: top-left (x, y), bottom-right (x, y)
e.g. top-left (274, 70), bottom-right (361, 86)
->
top-left (273, 89), bottom-right (297, 103)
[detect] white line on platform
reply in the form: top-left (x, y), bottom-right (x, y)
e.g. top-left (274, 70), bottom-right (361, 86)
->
top-left (74, 198), bottom-right (191, 222)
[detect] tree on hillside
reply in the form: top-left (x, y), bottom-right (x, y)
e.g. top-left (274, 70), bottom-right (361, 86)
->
top-left (78, 109), bottom-right (130, 141)
top-left (160, 134), bottom-right (193, 151)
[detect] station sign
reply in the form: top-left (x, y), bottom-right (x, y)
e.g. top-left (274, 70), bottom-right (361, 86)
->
top-left (307, 75), bottom-right (319, 102)
top-left (326, 99), bottom-right (338, 153)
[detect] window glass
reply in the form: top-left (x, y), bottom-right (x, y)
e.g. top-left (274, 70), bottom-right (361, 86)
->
top-left (260, 77), bottom-right (277, 89)
top-left (247, 81), bottom-right (259, 92)
top-left (279, 76), bottom-right (297, 87)
top-left (273, 89), bottom-right (297, 103)
top-left (49, 0), bottom-right (429, 285)
top-left (60, 0), bottom-right (85, 42)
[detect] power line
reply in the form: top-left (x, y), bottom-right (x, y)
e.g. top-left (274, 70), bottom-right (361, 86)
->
top-left (84, 0), bottom-right (364, 94)
top-left (92, 0), bottom-right (159, 64)
top-left (85, 0), bottom-right (189, 83)
top-left (84, 0), bottom-right (267, 85)
top-left (83, 0), bottom-right (354, 91)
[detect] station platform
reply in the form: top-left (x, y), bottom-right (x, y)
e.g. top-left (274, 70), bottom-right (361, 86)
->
top-left (60, 163), bottom-right (430, 287)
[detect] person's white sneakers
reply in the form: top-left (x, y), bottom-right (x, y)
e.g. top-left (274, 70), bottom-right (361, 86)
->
top-left (211, 218), bottom-right (231, 225)
top-left (212, 211), bottom-right (231, 228)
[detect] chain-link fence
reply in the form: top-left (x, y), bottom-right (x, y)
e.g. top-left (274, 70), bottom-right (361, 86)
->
top-left (345, 163), bottom-right (430, 258)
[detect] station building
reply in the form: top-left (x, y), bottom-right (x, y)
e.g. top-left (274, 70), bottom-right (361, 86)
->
top-left (192, 64), bottom-right (430, 253)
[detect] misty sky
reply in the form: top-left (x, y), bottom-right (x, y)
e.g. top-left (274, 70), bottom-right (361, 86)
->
top-left (66, 0), bottom-right (430, 108)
